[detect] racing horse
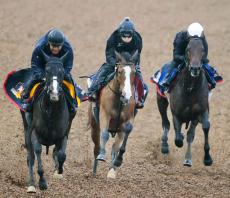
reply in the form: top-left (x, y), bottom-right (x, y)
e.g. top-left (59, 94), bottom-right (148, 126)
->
top-left (21, 51), bottom-right (74, 193)
top-left (157, 37), bottom-right (213, 167)
top-left (88, 51), bottom-right (138, 178)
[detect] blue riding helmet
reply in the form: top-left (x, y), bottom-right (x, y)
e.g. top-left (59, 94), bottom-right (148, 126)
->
top-left (48, 29), bottom-right (65, 47)
top-left (118, 17), bottom-right (135, 37)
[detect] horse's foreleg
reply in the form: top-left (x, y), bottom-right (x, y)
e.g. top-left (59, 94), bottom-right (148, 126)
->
top-left (111, 132), bottom-right (124, 164)
top-left (96, 111), bottom-right (110, 161)
top-left (184, 120), bottom-right (198, 167)
top-left (52, 146), bottom-right (59, 171)
top-left (54, 136), bottom-right (67, 178)
top-left (107, 132), bottom-right (125, 179)
top-left (201, 111), bottom-right (213, 166)
top-left (96, 129), bottom-right (110, 161)
top-left (157, 93), bottom-right (170, 154)
top-left (113, 122), bottom-right (133, 168)
top-left (25, 127), bottom-right (36, 193)
top-left (31, 131), bottom-right (47, 190)
top-left (173, 115), bottom-right (184, 148)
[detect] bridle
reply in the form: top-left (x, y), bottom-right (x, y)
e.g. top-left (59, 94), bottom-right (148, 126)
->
top-left (111, 62), bottom-right (135, 105)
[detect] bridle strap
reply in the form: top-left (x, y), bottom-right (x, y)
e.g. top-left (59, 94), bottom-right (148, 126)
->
top-left (107, 82), bottom-right (121, 96)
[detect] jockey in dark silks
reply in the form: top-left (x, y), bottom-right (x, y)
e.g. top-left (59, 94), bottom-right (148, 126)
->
top-left (87, 17), bottom-right (148, 109)
top-left (156, 22), bottom-right (223, 93)
top-left (21, 29), bottom-right (76, 114)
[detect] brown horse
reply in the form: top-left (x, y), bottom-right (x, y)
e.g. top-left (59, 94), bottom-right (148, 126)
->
top-left (88, 51), bottom-right (138, 178)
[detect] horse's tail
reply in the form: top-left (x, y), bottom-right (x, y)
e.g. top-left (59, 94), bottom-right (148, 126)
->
top-left (185, 121), bottom-right (190, 130)
top-left (46, 146), bottom-right (49, 155)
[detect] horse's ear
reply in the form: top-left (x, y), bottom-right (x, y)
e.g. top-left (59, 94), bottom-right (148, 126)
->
top-left (41, 50), bottom-right (50, 62)
top-left (131, 50), bottom-right (139, 62)
top-left (60, 51), bottom-right (69, 63)
top-left (115, 51), bottom-right (123, 62)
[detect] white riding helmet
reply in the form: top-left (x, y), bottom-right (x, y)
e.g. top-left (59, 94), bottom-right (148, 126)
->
top-left (187, 22), bottom-right (204, 37)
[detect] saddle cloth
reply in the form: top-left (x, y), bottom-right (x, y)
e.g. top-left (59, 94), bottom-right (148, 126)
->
top-left (3, 68), bottom-right (86, 111)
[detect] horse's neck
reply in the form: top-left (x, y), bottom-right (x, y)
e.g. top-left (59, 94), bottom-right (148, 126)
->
top-left (110, 78), bottom-right (120, 93)
top-left (107, 78), bottom-right (121, 104)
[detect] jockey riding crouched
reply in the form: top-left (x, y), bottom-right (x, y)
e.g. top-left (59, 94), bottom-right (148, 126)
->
top-left (21, 29), bottom-right (77, 116)
top-left (152, 22), bottom-right (223, 94)
top-left (87, 17), bottom-right (148, 109)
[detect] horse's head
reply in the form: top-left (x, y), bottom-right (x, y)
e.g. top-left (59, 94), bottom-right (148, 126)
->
top-left (186, 38), bottom-right (205, 77)
top-left (42, 50), bottom-right (67, 101)
top-left (114, 50), bottom-right (138, 104)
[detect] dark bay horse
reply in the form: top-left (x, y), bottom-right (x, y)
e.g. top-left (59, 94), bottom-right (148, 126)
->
top-left (21, 51), bottom-right (73, 193)
top-left (157, 38), bottom-right (213, 167)
top-left (88, 51), bottom-right (138, 179)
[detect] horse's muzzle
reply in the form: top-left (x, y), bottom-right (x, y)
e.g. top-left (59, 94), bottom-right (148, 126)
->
top-left (50, 93), bottom-right (59, 101)
top-left (120, 95), bottom-right (128, 105)
top-left (190, 65), bottom-right (201, 77)
top-left (120, 95), bottom-right (132, 106)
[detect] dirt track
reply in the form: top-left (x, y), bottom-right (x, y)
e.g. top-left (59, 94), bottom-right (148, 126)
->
top-left (0, 0), bottom-right (230, 197)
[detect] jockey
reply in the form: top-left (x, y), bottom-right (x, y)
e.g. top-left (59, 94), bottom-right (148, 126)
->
top-left (87, 17), bottom-right (148, 109)
top-left (21, 28), bottom-right (76, 113)
top-left (157, 22), bottom-right (223, 93)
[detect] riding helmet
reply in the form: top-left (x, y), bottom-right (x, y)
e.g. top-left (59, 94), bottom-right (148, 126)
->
top-left (48, 29), bottom-right (65, 46)
top-left (187, 22), bottom-right (204, 37)
top-left (118, 17), bottom-right (135, 37)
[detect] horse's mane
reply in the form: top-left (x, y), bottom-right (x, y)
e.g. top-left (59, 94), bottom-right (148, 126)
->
top-left (118, 52), bottom-right (134, 63)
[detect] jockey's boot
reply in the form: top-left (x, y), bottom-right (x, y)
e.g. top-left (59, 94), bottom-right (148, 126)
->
top-left (202, 63), bottom-right (223, 89)
top-left (135, 83), bottom-right (148, 109)
top-left (21, 88), bottom-right (32, 112)
top-left (87, 63), bottom-right (115, 101)
top-left (21, 73), bottom-right (42, 112)
top-left (160, 74), bottom-right (175, 92)
top-left (159, 63), bottom-right (181, 93)
top-left (87, 82), bottom-right (100, 102)
top-left (21, 98), bottom-right (32, 112)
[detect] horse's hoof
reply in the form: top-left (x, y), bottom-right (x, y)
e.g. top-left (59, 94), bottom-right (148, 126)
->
top-left (96, 154), bottom-right (106, 161)
top-left (113, 158), bottom-right (122, 167)
top-left (161, 146), bottom-right (169, 154)
top-left (27, 186), bottom-right (36, 193)
top-left (107, 168), bottom-right (116, 179)
top-left (204, 157), bottom-right (213, 166)
top-left (39, 179), bottom-right (48, 190)
top-left (175, 138), bottom-right (183, 148)
top-left (183, 159), bottom-right (192, 167)
top-left (53, 170), bottom-right (63, 179)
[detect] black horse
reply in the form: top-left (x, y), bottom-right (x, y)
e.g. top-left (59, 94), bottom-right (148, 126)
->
top-left (157, 38), bottom-right (213, 167)
top-left (21, 51), bottom-right (74, 193)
